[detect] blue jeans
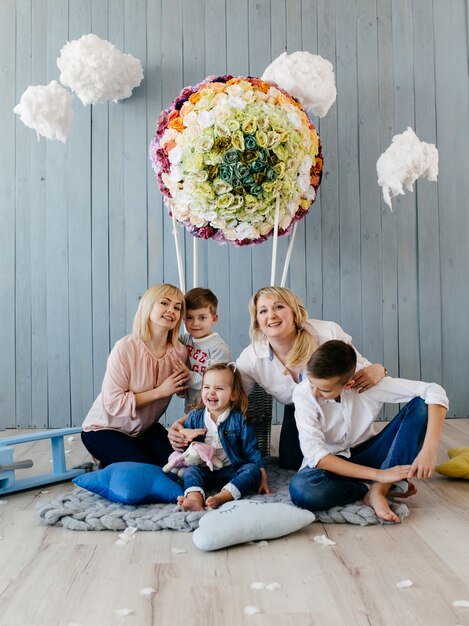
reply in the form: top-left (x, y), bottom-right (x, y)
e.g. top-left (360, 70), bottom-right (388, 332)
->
top-left (183, 463), bottom-right (261, 498)
top-left (289, 398), bottom-right (428, 512)
top-left (81, 421), bottom-right (173, 468)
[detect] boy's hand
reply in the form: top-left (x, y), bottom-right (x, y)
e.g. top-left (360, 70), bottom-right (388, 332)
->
top-left (376, 465), bottom-right (412, 484)
top-left (258, 468), bottom-right (271, 495)
top-left (407, 447), bottom-right (438, 480)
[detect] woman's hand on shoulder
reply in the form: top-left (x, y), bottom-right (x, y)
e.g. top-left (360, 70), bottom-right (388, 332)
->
top-left (351, 363), bottom-right (386, 393)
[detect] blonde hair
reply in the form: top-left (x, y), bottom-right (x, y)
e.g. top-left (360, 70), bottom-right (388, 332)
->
top-left (248, 286), bottom-right (318, 370)
top-left (193, 362), bottom-right (249, 417)
top-left (132, 284), bottom-right (185, 347)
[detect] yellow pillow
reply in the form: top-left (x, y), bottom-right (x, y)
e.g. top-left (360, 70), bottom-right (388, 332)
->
top-left (436, 448), bottom-right (469, 479)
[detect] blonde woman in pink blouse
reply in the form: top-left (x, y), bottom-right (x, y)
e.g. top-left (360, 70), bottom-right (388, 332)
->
top-left (81, 284), bottom-right (190, 467)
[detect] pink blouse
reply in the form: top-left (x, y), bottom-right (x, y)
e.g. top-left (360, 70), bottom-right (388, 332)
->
top-left (82, 334), bottom-right (188, 436)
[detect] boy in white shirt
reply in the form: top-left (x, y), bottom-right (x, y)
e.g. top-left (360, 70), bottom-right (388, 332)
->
top-left (291, 340), bottom-right (448, 523)
top-left (181, 288), bottom-right (231, 412)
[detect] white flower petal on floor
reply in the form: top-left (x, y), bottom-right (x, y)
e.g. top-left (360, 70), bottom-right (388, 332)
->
top-left (115, 608), bottom-right (134, 617)
top-left (13, 80), bottom-right (73, 142)
top-left (262, 51), bottom-right (337, 118)
top-left (250, 581), bottom-right (282, 591)
top-left (313, 534), bottom-right (336, 546)
top-left (57, 33), bottom-right (143, 105)
top-left (115, 526), bottom-right (138, 545)
top-left (453, 600), bottom-right (469, 608)
top-left (376, 127), bottom-right (439, 210)
top-left (250, 582), bottom-right (266, 590)
top-left (396, 579), bottom-right (414, 589)
top-left (139, 587), bottom-right (156, 596)
top-left (243, 606), bottom-right (261, 615)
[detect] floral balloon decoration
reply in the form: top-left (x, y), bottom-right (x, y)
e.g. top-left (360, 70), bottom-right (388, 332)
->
top-left (150, 75), bottom-right (323, 246)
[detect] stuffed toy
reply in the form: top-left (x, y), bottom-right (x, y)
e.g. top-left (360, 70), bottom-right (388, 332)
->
top-left (436, 448), bottom-right (469, 479)
top-left (163, 442), bottom-right (224, 478)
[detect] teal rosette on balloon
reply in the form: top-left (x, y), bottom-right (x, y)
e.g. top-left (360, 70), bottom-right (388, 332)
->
top-left (150, 75), bottom-right (323, 246)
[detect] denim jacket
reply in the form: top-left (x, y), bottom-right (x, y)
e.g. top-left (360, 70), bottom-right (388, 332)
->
top-left (184, 408), bottom-right (263, 471)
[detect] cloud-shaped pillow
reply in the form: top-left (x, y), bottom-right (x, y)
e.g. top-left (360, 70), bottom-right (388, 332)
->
top-left (193, 500), bottom-right (315, 551)
top-left (436, 448), bottom-right (469, 479)
top-left (73, 462), bottom-right (183, 504)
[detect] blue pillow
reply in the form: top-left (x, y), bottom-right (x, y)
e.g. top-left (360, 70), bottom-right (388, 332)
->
top-left (73, 462), bottom-right (183, 505)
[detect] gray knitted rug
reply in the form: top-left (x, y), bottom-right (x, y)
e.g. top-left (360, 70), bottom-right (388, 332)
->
top-left (37, 459), bottom-right (409, 531)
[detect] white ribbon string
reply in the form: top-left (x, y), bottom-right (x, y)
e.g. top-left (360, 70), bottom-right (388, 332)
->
top-left (193, 237), bottom-right (198, 288)
top-left (280, 222), bottom-right (298, 287)
top-left (172, 213), bottom-right (185, 293)
top-left (270, 194), bottom-right (280, 286)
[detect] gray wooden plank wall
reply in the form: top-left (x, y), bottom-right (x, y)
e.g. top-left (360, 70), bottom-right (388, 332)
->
top-left (1, 0), bottom-right (468, 430)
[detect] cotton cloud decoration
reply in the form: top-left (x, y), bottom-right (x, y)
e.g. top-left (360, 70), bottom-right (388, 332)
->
top-left (376, 127), bottom-right (439, 210)
top-left (261, 51), bottom-right (337, 118)
top-left (13, 80), bottom-right (73, 142)
top-left (57, 33), bottom-right (144, 105)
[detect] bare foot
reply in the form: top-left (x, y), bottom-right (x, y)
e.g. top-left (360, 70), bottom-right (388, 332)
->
top-left (177, 492), bottom-right (204, 512)
top-left (364, 483), bottom-right (401, 524)
top-left (205, 490), bottom-right (234, 510)
top-left (388, 481), bottom-right (417, 499)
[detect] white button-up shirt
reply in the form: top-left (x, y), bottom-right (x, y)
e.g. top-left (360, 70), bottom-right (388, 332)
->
top-left (293, 375), bottom-right (449, 469)
top-left (236, 319), bottom-right (371, 404)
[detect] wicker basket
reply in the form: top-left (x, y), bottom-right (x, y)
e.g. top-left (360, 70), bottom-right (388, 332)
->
top-left (247, 383), bottom-right (273, 457)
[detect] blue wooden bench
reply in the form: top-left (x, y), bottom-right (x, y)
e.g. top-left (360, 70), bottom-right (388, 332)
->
top-left (0, 427), bottom-right (87, 495)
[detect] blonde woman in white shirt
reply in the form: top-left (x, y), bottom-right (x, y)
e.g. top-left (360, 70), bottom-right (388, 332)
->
top-left (290, 340), bottom-right (448, 523)
top-left (236, 287), bottom-right (386, 470)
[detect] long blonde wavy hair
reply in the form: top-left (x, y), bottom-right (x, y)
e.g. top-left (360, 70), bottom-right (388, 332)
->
top-left (248, 286), bottom-right (318, 370)
top-left (132, 284), bottom-right (185, 347)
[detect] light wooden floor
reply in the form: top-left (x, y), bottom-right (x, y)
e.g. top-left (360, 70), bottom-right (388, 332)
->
top-left (1, 421), bottom-right (469, 626)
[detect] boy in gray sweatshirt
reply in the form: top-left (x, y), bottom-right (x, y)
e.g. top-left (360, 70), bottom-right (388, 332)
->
top-left (181, 288), bottom-right (231, 412)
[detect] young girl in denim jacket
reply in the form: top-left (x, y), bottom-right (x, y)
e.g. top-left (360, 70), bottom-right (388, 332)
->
top-left (174, 363), bottom-right (270, 511)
